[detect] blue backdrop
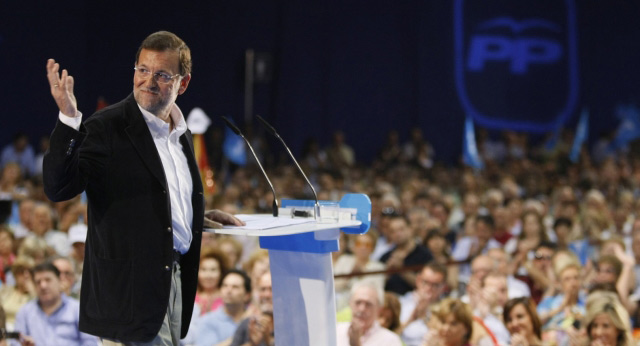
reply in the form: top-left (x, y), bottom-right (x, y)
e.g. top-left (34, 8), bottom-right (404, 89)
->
top-left (1, 0), bottom-right (639, 163)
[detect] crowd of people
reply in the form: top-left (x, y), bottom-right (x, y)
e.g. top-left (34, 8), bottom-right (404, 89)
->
top-left (1, 122), bottom-right (639, 346)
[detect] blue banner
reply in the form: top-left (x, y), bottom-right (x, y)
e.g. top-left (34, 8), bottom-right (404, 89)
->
top-left (454, 0), bottom-right (579, 132)
top-left (569, 109), bottom-right (588, 162)
top-left (223, 120), bottom-right (247, 166)
top-left (463, 115), bottom-right (484, 169)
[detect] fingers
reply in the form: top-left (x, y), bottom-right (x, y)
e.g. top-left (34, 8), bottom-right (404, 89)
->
top-left (204, 209), bottom-right (246, 226)
top-left (203, 217), bottom-right (223, 229)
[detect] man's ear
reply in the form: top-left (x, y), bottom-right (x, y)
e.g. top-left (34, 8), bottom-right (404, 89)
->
top-left (178, 74), bottom-right (191, 95)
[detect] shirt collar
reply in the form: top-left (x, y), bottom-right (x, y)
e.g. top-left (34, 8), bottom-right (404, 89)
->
top-left (361, 321), bottom-right (382, 340)
top-left (138, 103), bottom-right (188, 138)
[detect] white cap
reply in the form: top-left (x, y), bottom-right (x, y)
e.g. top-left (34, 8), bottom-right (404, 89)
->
top-left (68, 223), bottom-right (88, 244)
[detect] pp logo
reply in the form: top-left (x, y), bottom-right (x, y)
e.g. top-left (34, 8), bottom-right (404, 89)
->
top-left (454, 0), bottom-right (579, 132)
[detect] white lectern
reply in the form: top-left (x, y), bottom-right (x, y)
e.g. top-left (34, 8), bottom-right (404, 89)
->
top-left (214, 193), bottom-right (371, 346)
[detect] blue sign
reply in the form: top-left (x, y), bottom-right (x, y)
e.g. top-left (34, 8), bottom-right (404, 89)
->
top-left (454, 0), bottom-right (579, 132)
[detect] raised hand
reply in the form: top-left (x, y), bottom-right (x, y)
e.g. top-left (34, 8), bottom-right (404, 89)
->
top-left (46, 59), bottom-right (78, 117)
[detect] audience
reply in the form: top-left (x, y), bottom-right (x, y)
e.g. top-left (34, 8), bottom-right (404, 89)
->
top-left (2, 126), bottom-right (640, 344)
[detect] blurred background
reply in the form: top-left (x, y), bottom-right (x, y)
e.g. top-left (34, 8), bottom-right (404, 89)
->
top-left (1, 0), bottom-right (639, 165)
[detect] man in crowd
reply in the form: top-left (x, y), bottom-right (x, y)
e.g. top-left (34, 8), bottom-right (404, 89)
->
top-left (398, 262), bottom-right (447, 346)
top-left (14, 261), bottom-right (98, 345)
top-left (381, 214), bottom-right (433, 295)
top-left (336, 282), bottom-right (402, 346)
top-left (45, 31), bottom-right (243, 344)
top-left (230, 272), bottom-right (274, 346)
top-left (52, 256), bottom-right (77, 298)
top-left (196, 269), bottom-right (252, 345)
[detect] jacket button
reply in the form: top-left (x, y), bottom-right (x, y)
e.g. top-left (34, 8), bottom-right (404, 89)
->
top-left (167, 227), bottom-right (171, 232)
top-left (165, 265), bottom-right (171, 271)
top-left (163, 190), bottom-right (167, 194)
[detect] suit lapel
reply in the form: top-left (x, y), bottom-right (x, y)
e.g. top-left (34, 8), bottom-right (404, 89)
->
top-left (123, 95), bottom-right (168, 190)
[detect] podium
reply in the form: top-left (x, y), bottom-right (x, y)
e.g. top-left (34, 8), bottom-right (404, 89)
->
top-left (213, 193), bottom-right (371, 346)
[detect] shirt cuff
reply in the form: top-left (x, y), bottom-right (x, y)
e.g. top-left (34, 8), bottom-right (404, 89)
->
top-left (59, 111), bottom-right (83, 131)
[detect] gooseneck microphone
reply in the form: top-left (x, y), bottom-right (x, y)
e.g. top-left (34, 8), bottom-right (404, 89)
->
top-left (220, 116), bottom-right (279, 217)
top-left (256, 114), bottom-right (320, 219)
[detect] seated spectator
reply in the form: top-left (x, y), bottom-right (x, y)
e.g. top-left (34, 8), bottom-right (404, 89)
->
top-left (537, 260), bottom-right (585, 335)
top-left (243, 250), bottom-right (270, 316)
top-left (218, 237), bottom-right (243, 269)
top-left (9, 198), bottom-right (34, 240)
top-left (378, 292), bottom-right (402, 335)
top-left (381, 214), bottom-right (433, 295)
top-left (336, 282), bottom-right (402, 346)
top-left (23, 203), bottom-right (69, 257)
top-left (334, 233), bottom-right (386, 311)
top-left (0, 162), bottom-right (29, 224)
top-left (195, 248), bottom-right (229, 316)
top-left (14, 261), bottom-right (98, 345)
top-left (580, 291), bottom-right (633, 346)
top-left (423, 298), bottom-right (493, 346)
top-left (398, 262), bottom-right (448, 346)
top-left (0, 133), bottom-right (36, 178)
top-left (470, 272), bottom-right (510, 345)
top-left (502, 297), bottom-right (542, 346)
top-left (450, 215), bottom-right (501, 286)
top-left (0, 227), bottom-right (16, 283)
top-left (196, 269), bottom-right (252, 346)
top-left (487, 248), bottom-right (531, 299)
top-left (516, 241), bottom-right (556, 304)
top-left (424, 229), bottom-right (450, 267)
top-left (229, 272), bottom-right (274, 346)
top-left (505, 211), bottom-right (550, 275)
top-left (51, 256), bottom-right (77, 298)
top-left (0, 257), bottom-right (34, 328)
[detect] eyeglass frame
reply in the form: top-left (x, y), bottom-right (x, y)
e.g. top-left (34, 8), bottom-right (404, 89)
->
top-left (133, 66), bottom-right (182, 84)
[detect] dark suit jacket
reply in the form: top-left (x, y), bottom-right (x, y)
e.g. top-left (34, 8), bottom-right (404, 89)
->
top-left (43, 94), bottom-right (204, 342)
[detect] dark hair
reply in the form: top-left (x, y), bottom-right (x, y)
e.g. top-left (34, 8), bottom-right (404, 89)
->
top-left (553, 217), bottom-right (573, 230)
top-left (422, 261), bottom-right (448, 282)
top-left (136, 31), bottom-right (192, 76)
top-left (199, 247), bottom-right (230, 290)
top-left (476, 214), bottom-right (495, 229)
top-left (535, 241), bottom-right (557, 252)
top-left (503, 297), bottom-right (542, 339)
top-left (222, 269), bottom-right (251, 293)
top-left (33, 261), bottom-right (60, 278)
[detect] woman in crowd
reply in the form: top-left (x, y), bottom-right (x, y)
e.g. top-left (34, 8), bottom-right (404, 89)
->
top-left (424, 298), bottom-right (494, 346)
top-left (0, 257), bottom-right (34, 328)
top-left (503, 297), bottom-right (543, 346)
top-left (378, 291), bottom-right (402, 335)
top-left (195, 248), bottom-right (229, 315)
top-left (579, 291), bottom-right (633, 346)
top-left (0, 227), bottom-right (16, 283)
top-left (506, 210), bottom-right (550, 275)
top-left (334, 233), bottom-right (386, 311)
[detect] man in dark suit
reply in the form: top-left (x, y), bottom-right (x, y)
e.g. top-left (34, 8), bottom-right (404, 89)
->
top-left (44, 31), bottom-right (244, 345)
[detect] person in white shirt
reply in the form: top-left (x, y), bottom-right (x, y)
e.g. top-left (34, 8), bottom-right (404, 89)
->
top-left (336, 282), bottom-right (402, 346)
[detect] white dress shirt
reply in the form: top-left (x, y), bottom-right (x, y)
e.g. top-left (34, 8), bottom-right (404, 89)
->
top-left (59, 103), bottom-right (194, 254)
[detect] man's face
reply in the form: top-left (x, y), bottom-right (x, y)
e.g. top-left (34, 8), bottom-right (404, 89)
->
top-left (389, 218), bottom-right (412, 245)
top-left (533, 247), bottom-right (553, 271)
top-left (350, 286), bottom-right (379, 332)
top-left (53, 259), bottom-right (75, 294)
top-left (257, 274), bottom-right (273, 312)
top-left (31, 206), bottom-right (51, 235)
top-left (34, 271), bottom-right (62, 306)
top-left (471, 257), bottom-right (493, 282)
top-left (415, 268), bottom-right (444, 302)
top-left (488, 250), bottom-right (508, 275)
top-left (133, 49), bottom-right (190, 117)
top-left (221, 273), bottom-right (249, 306)
top-left (483, 275), bottom-right (508, 307)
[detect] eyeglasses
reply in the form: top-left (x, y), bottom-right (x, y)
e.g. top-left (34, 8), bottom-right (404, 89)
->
top-left (134, 67), bottom-right (181, 84)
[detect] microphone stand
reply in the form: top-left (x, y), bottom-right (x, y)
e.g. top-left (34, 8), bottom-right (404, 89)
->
top-left (256, 114), bottom-right (320, 220)
top-left (220, 116), bottom-right (279, 217)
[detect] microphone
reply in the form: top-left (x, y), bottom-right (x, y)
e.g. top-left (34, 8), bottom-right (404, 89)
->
top-left (256, 114), bottom-right (320, 220)
top-left (220, 116), bottom-right (279, 217)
